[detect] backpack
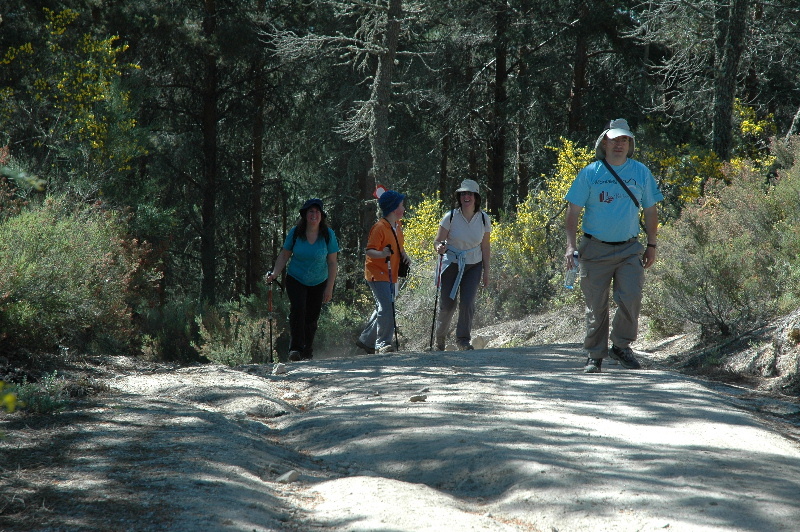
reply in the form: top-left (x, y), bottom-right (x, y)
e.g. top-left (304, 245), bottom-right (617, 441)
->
top-left (291, 226), bottom-right (330, 249)
top-left (449, 209), bottom-right (487, 227)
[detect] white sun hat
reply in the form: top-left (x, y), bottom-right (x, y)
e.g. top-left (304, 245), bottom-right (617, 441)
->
top-left (595, 118), bottom-right (636, 159)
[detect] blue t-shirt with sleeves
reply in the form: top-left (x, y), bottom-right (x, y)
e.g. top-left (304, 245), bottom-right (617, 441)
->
top-left (564, 159), bottom-right (664, 242)
top-left (283, 227), bottom-right (339, 286)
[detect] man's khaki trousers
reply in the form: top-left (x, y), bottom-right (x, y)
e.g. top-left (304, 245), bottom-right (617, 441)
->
top-left (578, 238), bottom-right (645, 359)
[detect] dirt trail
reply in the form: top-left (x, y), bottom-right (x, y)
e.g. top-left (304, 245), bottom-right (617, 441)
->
top-left (3, 345), bottom-right (800, 531)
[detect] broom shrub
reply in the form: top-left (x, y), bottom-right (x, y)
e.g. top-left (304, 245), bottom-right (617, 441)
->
top-left (0, 196), bottom-right (160, 353)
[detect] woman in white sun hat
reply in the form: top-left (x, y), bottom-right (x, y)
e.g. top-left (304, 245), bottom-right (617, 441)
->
top-left (431, 179), bottom-right (491, 351)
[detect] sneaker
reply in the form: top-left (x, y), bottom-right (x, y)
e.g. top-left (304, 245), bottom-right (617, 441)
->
top-left (377, 344), bottom-right (396, 354)
top-left (609, 345), bottom-right (642, 369)
top-left (355, 339), bottom-right (375, 354)
top-left (584, 357), bottom-right (602, 373)
top-left (288, 350), bottom-right (303, 362)
top-left (457, 344), bottom-right (474, 351)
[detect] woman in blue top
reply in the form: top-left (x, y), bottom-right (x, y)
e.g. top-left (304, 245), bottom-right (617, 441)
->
top-left (265, 198), bottom-right (339, 361)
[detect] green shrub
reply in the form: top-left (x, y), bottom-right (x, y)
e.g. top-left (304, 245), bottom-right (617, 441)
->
top-left (194, 294), bottom-right (281, 365)
top-left (0, 196), bottom-right (161, 353)
top-left (315, 299), bottom-right (371, 353)
top-left (139, 298), bottom-right (202, 362)
top-left (645, 155), bottom-right (797, 340)
top-left (11, 372), bottom-right (69, 415)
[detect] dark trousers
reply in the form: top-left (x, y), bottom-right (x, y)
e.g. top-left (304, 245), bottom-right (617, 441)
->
top-left (285, 275), bottom-right (327, 359)
top-left (435, 261), bottom-right (483, 348)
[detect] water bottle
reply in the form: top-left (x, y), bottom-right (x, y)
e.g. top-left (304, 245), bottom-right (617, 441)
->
top-left (564, 251), bottom-right (579, 289)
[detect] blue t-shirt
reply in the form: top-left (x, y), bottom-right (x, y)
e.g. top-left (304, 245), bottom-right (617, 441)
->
top-left (564, 159), bottom-right (664, 242)
top-left (283, 227), bottom-right (339, 286)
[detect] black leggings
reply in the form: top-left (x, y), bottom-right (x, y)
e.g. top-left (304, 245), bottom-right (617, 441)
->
top-left (285, 275), bottom-right (327, 358)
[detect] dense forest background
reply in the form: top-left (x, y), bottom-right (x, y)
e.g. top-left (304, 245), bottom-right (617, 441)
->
top-left (2, 1), bottom-right (800, 369)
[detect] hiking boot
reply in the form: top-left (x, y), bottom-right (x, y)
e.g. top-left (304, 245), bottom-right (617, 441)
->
top-left (609, 345), bottom-right (642, 369)
top-left (457, 343), bottom-right (474, 351)
top-left (288, 350), bottom-right (303, 362)
top-left (377, 344), bottom-right (396, 354)
top-left (584, 357), bottom-right (602, 373)
top-left (355, 339), bottom-right (375, 354)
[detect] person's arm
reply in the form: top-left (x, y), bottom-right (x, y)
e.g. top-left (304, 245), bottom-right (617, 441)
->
top-left (433, 226), bottom-right (449, 255)
top-left (480, 231), bottom-right (490, 288)
top-left (642, 204), bottom-right (659, 269)
top-left (323, 252), bottom-right (338, 302)
top-left (564, 202), bottom-right (582, 270)
top-left (365, 223), bottom-right (392, 260)
top-left (366, 246), bottom-right (392, 259)
top-left (265, 248), bottom-right (292, 283)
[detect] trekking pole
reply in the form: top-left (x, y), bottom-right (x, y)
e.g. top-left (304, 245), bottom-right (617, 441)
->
top-left (386, 246), bottom-right (399, 350)
top-left (267, 272), bottom-right (274, 363)
top-left (429, 247), bottom-right (444, 350)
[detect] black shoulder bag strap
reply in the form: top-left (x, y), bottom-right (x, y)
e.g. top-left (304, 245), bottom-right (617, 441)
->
top-left (383, 218), bottom-right (403, 255)
top-left (601, 159), bottom-right (640, 209)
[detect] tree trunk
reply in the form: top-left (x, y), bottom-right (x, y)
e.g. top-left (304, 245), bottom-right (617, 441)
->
top-left (712, 0), bottom-right (749, 161)
top-left (567, 4), bottom-right (589, 133)
top-left (786, 104), bottom-right (800, 140)
top-left (439, 132), bottom-right (449, 204)
top-left (358, 163), bottom-right (373, 238)
top-left (516, 121), bottom-right (529, 207)
top-left (487, 1), bottom-right (509, 214)
top-left (468, 122), bottom-right (479, 182)
top-left (516, 43), bottom-right (530, 207)
top-left (246, 66), bottom-right (265, 297)
top-left (200, 0), bottom-right (219, 304)
top-left (369, 0), bottom-right (402, 185)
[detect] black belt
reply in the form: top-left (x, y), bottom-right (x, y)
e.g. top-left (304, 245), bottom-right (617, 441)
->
top-left (584, 233), bottom-right (633, 246)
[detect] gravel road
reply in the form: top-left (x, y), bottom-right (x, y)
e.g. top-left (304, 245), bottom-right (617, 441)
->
top-left (3, 345), bottom-right (800, 531)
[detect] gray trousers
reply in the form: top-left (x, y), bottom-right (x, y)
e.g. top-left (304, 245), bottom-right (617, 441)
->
top-left (578, 238), bottom-right (645, 359)
top-left (435, 261), bottom-right (483, 348)
top-left (359, 280), bottom-right (395, 350)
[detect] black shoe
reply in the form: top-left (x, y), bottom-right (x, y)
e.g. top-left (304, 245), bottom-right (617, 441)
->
top-left (584, 357), bottom-right (602, 373)
top-left (609, 345), bottom-right (641, 369)
top-left (288, 350), bottom-right (303, 362)
top-left (355, 340), bottom-right (375, 354)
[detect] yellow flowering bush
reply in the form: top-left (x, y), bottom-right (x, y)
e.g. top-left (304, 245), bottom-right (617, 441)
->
top-left (494, 137), bottom-right (593, 272)
top-left (403, 194), bottom-right (443, 263)
top-left (733, 99), bottom-right (776, 166)
top-left (1, 381), bottom-right (17, 413)
top-left (402, 194), bottom-right (444, 290)
top-left (2, 8), bottom-right (144, 179)
top-left (644, 144), bottom-right (717, 220)
top-left (485, 138), bottom-right (595, 314)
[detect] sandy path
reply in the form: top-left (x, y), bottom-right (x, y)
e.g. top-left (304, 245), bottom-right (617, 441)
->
top-left (4, 345), bottom-right (800, 531)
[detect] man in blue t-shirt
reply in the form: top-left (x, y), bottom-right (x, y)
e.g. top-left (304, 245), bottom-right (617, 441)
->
top-left (564, 119), bottom-right (664, 373)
